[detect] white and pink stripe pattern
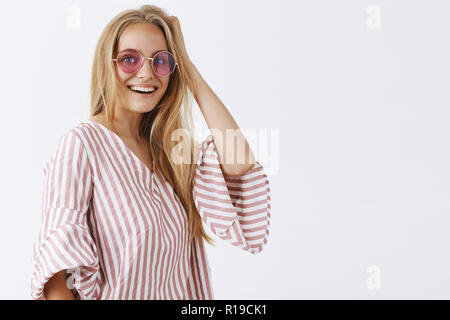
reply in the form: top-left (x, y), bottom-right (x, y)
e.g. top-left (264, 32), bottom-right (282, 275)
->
top-left (193, 135), bottom-right (271, 255)
top-left (30, 120), bottom-right (271, 300)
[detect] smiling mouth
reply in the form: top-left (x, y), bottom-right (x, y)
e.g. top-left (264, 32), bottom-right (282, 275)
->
top-left (127, 85), bottom-right (158, 95)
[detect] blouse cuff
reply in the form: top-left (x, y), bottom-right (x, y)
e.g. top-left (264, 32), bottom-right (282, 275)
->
top-left (194, 134), bottom-right (271, 249)
top-left (31, 223), bottom-right (101, 300)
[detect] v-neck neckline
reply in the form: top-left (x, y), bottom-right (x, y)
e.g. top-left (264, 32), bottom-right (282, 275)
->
top-left (86, 120), bottom-right (154, 175)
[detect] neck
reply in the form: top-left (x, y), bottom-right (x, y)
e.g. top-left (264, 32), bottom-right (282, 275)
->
top-left (90, 111), bottom-right (144, 143)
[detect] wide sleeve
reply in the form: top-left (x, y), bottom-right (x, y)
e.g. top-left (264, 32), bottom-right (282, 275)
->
top-left (31, 129), bottom-right (102, 300)
top-left (193, 134), bottom-right (271, 255)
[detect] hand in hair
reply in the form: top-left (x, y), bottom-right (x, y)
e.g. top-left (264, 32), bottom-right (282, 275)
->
top-left (167, 16), bottom-right (191, 64)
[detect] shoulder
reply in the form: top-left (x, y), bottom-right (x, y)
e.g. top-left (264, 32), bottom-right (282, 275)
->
top-left (55, 121), bottom-right (100, 151)
top-left (70, 121), bottom-right (98, 140)
top-left (43, 122), bottom-right (95, 175)
top-left (54, 120), bottom-right (105, 158)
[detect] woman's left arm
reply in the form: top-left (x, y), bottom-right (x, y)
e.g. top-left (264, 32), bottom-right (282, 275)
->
top-left (169, 16), bottom-right (256, 176)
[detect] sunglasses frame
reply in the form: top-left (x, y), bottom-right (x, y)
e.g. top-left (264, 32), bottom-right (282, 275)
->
top-left (113, 49), bottom-right (178, 77)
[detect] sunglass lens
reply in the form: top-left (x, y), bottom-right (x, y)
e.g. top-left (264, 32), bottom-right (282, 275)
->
top-left (153, 52), bottom-right (176, 76)
top-left (117, 50), bottom-right (141, 73)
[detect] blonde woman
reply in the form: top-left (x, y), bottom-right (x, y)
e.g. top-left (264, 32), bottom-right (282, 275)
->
top-left (31, 5), bottom-right (271, 300)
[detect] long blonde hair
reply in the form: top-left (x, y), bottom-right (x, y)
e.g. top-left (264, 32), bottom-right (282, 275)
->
top-left (90, 4), bottom-right (214, 247)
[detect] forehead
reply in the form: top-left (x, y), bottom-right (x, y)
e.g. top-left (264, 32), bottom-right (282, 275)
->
top-left (117, 23), bottom-right (168, 55)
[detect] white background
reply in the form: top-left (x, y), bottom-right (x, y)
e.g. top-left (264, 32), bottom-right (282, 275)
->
top-left (1, 0), bottom-right (449, 299)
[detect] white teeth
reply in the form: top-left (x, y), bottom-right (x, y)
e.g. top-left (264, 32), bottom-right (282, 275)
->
top-left (129, 86), bottom-right (156, 93)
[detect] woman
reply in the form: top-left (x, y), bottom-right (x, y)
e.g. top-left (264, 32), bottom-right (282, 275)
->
top-left (31, 4), bottom-right (271, 300)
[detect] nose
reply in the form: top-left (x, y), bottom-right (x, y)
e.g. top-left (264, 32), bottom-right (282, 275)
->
top-left (137, 58), bottom-right (155, 78)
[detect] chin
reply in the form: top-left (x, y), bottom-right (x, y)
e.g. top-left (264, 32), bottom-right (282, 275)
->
top-left (127, 101), bottom-right (158, 112)
top-left (132, 104), bottom-right (157, 113)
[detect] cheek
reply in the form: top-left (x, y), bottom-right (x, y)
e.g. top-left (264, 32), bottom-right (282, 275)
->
top-left (117, 70), bottom-right (132, 87)
top-left (116, 72), bottom-right (134, 100)
top-left (161, 79), bottom-right (170, 93)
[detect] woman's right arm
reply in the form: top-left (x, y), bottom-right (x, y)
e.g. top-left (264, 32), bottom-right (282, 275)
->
top-left (31, 130), bottom-right (100, 300)
top-left (43, 270), bottom-right (76, 300)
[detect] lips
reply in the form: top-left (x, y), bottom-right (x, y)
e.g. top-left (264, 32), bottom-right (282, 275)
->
top-left (127, 85), bottom-right (158, 97)
top-left (127, 84), bottom-right (159, 89)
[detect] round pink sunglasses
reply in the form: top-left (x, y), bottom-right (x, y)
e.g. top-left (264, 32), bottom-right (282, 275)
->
top-left (113, 48), bottom-right (178, 77)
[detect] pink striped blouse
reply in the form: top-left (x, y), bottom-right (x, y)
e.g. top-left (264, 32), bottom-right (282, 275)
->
top-left (31, 120), bottom-right (271, 300)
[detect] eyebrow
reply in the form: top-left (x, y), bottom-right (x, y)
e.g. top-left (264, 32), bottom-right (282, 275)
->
top-left (121, 48), bottom-right (166, 56)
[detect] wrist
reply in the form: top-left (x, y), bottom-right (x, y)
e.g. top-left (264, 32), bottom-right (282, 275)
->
top-left (186, 61), bottom-right (201, 94)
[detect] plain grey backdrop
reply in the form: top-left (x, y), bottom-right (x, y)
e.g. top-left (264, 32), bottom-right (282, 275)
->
top-left (1, 0), bottom-right (449, 299)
